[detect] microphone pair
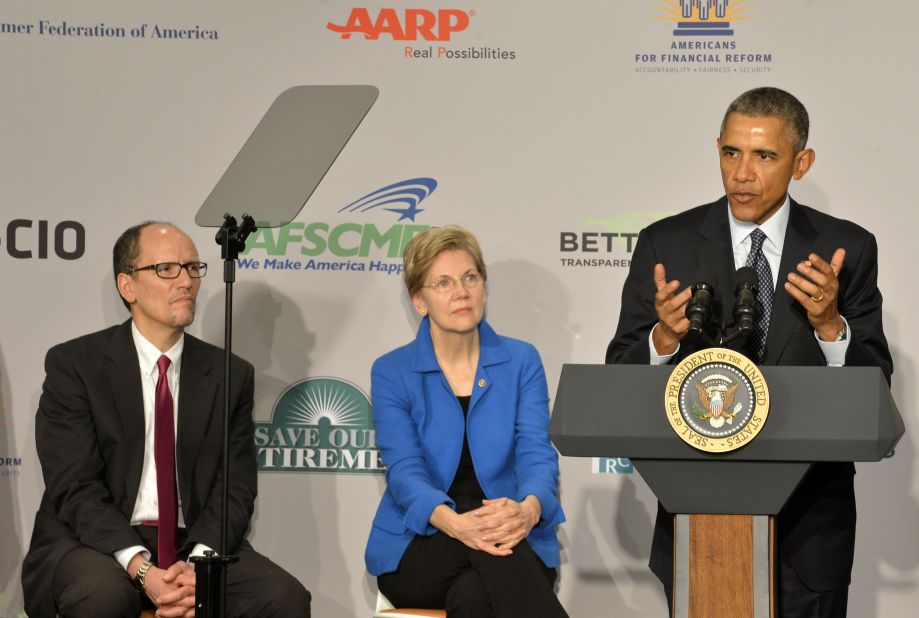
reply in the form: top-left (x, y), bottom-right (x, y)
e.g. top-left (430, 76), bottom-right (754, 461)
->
top-left (685, 267), bottom-right (759, 339)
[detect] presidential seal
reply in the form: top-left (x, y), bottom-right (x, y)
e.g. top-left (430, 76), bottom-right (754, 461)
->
top-left (664, 348), bottom-right (769, 453)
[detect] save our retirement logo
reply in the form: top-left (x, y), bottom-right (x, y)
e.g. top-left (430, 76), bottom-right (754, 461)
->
top-left (255, 377), bottom-right (384, 474)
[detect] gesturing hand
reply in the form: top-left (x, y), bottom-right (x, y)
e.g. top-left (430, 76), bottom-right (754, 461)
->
top-left (652, 263), bottom-right (692, 355)
top-left (784, 249), bottom-right (846, 342)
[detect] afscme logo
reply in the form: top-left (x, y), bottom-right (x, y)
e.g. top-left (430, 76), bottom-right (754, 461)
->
top-left (327, 8), bottom-right (471, 41)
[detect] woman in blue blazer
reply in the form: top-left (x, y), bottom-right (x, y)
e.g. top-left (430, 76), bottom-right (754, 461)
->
top-left (365, 226), bottom-right (568, 617)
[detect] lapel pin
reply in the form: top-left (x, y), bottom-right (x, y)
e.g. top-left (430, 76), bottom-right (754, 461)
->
top-left (478, 379), bottom-right (487, 388)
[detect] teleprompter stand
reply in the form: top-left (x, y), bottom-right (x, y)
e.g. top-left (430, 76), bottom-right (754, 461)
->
top-left (187, 214), bottom-right (254, 618)
top-left (192, 85), bottom-right (379, 617)
top-left (549, 364), bottom-right (903, 618)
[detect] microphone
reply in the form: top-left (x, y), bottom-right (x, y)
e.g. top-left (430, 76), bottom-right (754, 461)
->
top-left (733, 266), bottom-right (759, 335)
top-left (685, 268), bottom-right (718, 338)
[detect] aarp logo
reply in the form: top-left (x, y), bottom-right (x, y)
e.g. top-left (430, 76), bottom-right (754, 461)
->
top-left (327, 8), bottom-right (473, 41)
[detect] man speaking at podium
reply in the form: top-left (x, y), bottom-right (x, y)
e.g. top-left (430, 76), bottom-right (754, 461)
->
top-left (605, 87), bottom-right (892, 617)
top-left (22, 222), bottom-right (310, 617)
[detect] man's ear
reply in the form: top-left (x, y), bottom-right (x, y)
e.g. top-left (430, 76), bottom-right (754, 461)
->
top-left (792, 148), bottom-right (815, 180)
top-left (117, 272), bottom-right (136, 305)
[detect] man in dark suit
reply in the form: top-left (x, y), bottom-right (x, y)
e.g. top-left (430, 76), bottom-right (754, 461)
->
top-left (22, 222), bottom-right (311, 617)
top-left (606, 87), bottom-right (892, 617)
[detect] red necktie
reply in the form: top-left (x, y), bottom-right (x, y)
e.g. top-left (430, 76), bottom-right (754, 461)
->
top-left (155, 354), bottom-right (178, 567)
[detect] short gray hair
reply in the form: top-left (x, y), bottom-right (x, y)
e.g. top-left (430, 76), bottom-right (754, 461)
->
top-left (721, 87), bottom-right (809, 153)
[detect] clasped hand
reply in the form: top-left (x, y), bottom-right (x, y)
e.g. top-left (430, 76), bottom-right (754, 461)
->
top-left (144, 561), bottom-right (196, 618)
top-left (434, 496), bottom-right (541, 557)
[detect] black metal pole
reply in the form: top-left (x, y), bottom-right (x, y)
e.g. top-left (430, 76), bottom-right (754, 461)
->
top-left (222, 254), bottom-right (234, 557)
top-left (191, 213), bottom-right (256, 618)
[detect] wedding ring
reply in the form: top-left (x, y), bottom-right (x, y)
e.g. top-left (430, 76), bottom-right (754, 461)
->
top-left (810, 291), bottom-right (825, 302)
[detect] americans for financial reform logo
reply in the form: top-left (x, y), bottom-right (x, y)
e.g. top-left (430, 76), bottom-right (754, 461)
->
top-left (635, 0), bottom-right (773, 75)
top-left (255, 377), bottom-right (384, 474)
top-left (666, 0), bottom-right (736, 37)
top-left (238, 178), bottom-right (436, 276)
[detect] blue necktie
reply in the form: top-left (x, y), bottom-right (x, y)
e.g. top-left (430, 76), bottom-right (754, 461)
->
top-left (745, 229), bottom-right (773, 363)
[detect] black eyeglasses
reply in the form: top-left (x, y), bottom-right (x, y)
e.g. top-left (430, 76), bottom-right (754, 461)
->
top-left (129, 262), bottom-right (208, 279)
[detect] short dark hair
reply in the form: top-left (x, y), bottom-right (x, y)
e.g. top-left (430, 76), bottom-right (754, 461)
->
top-left (721, 87), bottom-right (810, 153)
top-left (112, 220), bottom-right (166, 310)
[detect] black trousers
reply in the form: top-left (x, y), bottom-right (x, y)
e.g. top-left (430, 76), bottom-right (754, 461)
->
top-left (378, 533), bottom-right (568, 618)
top-left (777, 558), bottom-right (848, 618)
top-left (52, 526), bottom-right (311, 618)
top-left (663, 560), bottom-right (848, 618)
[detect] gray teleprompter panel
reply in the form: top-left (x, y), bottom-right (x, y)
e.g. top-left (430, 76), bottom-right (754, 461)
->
top-left (197, 85), bottom-right (379, 229)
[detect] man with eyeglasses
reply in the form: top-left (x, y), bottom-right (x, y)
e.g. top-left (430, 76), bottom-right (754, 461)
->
top-left (22, 222), bottom-right (311, 617)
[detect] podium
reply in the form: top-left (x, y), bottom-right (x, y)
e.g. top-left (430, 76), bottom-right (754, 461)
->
top-left (549, 364), bottom-right (903, 618)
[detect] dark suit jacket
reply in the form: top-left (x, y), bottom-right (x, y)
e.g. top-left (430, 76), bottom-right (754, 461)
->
top-left (22, 320), bottom-right (257, 618)
top-left (606, 197), bottom-right (893, 591)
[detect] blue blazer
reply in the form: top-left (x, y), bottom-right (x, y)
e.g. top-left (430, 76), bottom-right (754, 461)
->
top-left (364, 317), bottom-right (565, 576)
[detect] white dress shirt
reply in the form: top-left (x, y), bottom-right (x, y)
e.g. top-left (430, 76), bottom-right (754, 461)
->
top-left (114, 322), bottom-right (213, 570)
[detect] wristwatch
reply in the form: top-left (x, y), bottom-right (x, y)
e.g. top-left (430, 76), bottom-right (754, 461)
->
top-left (133, 559), bottom-right (152, 592)
top-left (834, 321), bottom-right (848, 342)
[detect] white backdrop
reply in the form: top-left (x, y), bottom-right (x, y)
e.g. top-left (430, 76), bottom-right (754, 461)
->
top-left (1, 1), bottom-right (917, 616)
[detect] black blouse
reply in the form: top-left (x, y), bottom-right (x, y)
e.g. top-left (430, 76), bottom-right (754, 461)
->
top-left (447, 395), bottom-right (487, 513)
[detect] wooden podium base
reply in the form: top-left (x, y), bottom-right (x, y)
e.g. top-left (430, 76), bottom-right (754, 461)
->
top-left (673, 514), bottom-right (774, 618)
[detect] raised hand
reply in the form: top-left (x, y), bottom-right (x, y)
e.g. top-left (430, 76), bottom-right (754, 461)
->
top-left (652, 263), bottom-right (693, 355)
top-left (784, 248), bottom-right (846, 341)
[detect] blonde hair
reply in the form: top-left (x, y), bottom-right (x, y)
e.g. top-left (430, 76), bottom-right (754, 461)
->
top-left (403, 225), bottom-right (487, 296)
